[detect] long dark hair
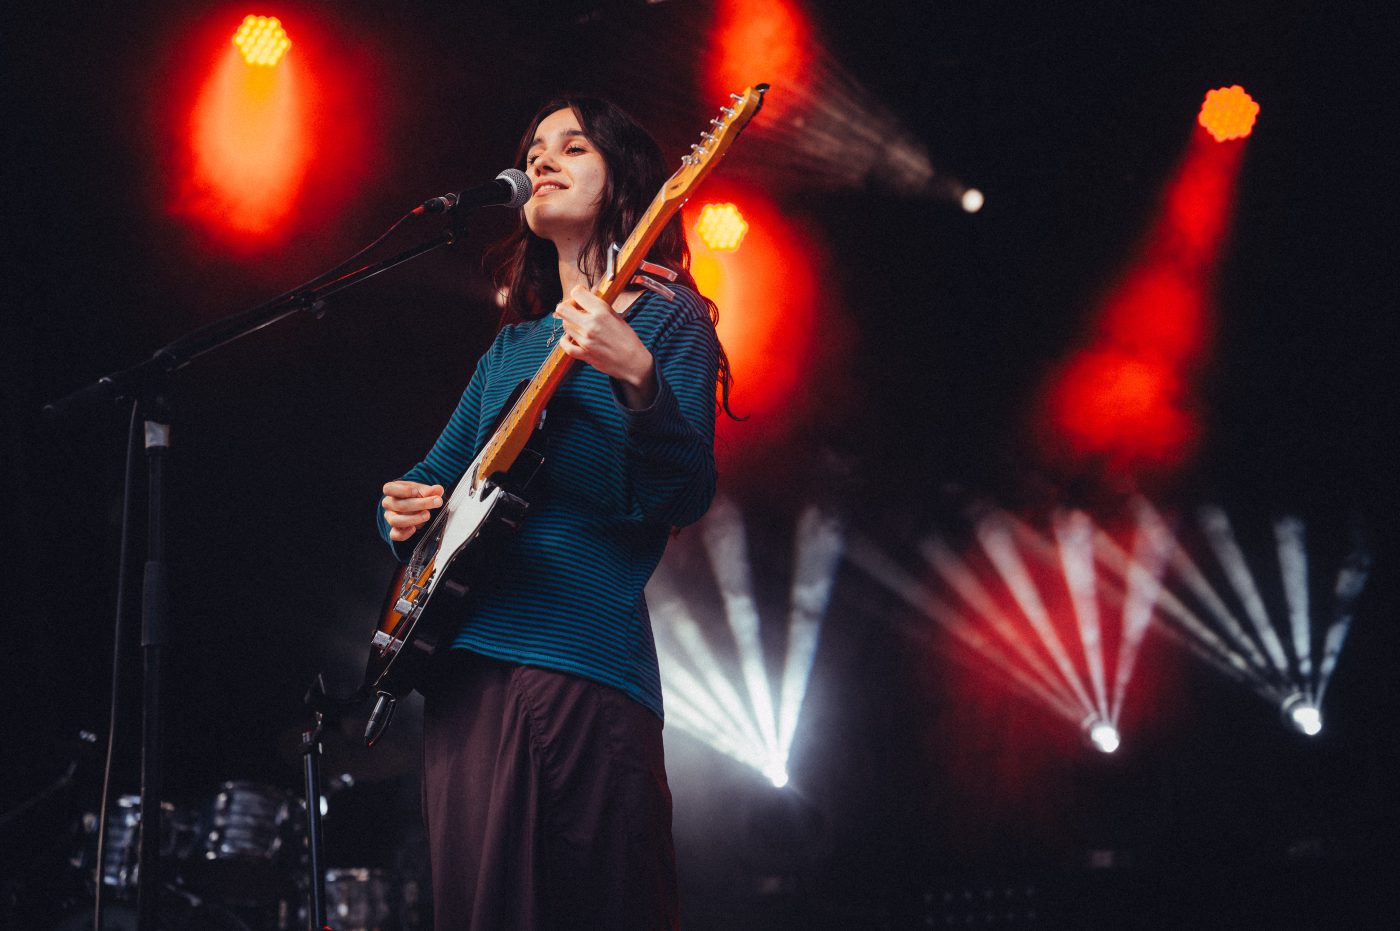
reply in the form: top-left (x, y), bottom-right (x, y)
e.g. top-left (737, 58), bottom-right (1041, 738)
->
top-left (489, 95), bottom-right (737, 418)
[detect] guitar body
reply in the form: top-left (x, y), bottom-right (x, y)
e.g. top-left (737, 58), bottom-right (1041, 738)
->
top-left (361, 384), bottom-right (545, 746)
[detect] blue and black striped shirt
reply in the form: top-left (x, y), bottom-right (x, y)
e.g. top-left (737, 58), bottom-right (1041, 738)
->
top-left (376, 286), bottom-right (719, 718)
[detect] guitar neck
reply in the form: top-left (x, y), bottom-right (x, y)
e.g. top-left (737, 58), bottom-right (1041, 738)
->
top-left (473, 339), bottom-right (572, 486)
top-left (473, 203), bottom-right (678, 485)
top-left (472, 84), bottom-right (768, 487)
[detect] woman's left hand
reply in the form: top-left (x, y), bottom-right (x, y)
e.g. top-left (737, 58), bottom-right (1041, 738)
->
top-left (554, 284), bottom-right (658, 408)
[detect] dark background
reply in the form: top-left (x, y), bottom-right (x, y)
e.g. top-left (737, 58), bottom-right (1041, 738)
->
top-left (5, 0), bottom-right (1397, 928)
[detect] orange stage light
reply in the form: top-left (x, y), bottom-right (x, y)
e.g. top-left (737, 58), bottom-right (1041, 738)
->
top-left (684, 186), bottom-right (823, 457)
top-left (233, 15), bottom-right (292, 67)
top-left (694, 203), bottom-right (749, 252)
top-left (1198, 85), bottom-right (1258, 142)
top-left (187, 46), bottom-right (309, 236)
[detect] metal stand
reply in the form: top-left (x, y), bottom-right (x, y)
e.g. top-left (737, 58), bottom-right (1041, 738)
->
top-left (44, 215), bottom-right (470, 931)
top-left (137, 396), bottom-right (171, 930)
top-left (301, 677), bottom-right (332, 931)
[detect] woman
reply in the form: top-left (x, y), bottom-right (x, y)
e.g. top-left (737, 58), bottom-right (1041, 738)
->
top-left (377, 96), bottom-right (731, 930)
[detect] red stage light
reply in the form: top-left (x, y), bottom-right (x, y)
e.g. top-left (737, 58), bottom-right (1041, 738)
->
top-left (708, 0), bottom-right (809, 120)
top-left (1035, 121), bottom-right (1246, 477)
top-left (1198, 85), bottom-right (1258, 142)
top-left (1045, 350), bottom-right (1196, 468)
top-left (232, 15), bottom-right (291, 67)
top-left (695, 203), bottom-right (749, 252)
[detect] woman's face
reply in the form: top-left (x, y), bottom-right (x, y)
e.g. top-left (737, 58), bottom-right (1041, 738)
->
top-left (523, 107), bottom-right (608, 246)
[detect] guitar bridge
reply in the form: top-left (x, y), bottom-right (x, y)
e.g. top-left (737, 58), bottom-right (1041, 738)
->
top-left (371, 630), bottom-right (404, 656)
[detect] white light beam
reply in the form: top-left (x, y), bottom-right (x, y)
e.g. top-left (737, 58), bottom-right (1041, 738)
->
top-left (1274, 516), bottom-right (1313, 686)
top-left (1054, 510), bottom-right (1111, 723)
top-left (1108, 503), bottom-right (1174, 725)
top-left (848, 537), bottom-right (1085, 725)
top-left (978, 515), bottom-right (1100, 721)
top-left (1316, 547), bottom-right (1371, 704)
top-left (1199, 506), bottom-right (1291, 678)
top-left (701, 498), bottom-right (780, 759)
top-left (649, 569), bottom-right (771, 759)
top-left (777, 505), bottom-right (844, 763)
top-left (920, 537), bottom-right (1086, 715)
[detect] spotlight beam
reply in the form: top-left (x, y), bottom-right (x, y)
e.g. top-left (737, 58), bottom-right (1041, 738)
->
top-left (1007, 509), bottom-right (1169, 728)
top-left (1109, 507), bottom-right (1175, 724)
top-left (1316, 547), bottom-right (1370, 703)
top-left (1274, 517), bottom-right (1314, 685)
top-left (848, 538), bottom-right (1085, 725)
top-left (1089, 522), bottom-right (1278, 695)
top-left (663, 686), bottom-right (770, 773)
top-left (1135, 500), bottom-right (1273, 674)
top-left (920, 537), bottom-right (1087, 715)
top-left (901, 615), bottom-right (1086, 727)
top-left (1054, 511), bottom-right (1112, 723)
top-left (1199, 506), bottom-right (1292, 677)
top-left (777, 506), bottom-right (844, 762)
top-left (977, 516), bottom-right (1101, 721)
top-left (649, 570), bottom-right (771, 756)
top-left (701, 498), bottom-right (781, 759)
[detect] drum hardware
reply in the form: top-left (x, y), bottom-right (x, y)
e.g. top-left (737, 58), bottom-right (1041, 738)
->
top-left (190, 781), bottom-right (304, 906)
top-left (325, 868), bottom-right (396, 931)
top-left (70, 795), bottom-right (198, 894)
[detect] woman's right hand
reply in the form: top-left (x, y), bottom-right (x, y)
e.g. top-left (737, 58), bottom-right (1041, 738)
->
top-left (382, 481), bottom-right (445, 542)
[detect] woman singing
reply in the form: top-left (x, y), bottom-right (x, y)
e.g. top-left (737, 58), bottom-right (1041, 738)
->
top-left (377, 95), bottom-right (732, 930)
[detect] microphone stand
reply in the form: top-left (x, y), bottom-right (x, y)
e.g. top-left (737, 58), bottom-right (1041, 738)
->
top-left (44, 214), bottom-right (471, 931)
top-left (301, 674), bottom-right (357, 931)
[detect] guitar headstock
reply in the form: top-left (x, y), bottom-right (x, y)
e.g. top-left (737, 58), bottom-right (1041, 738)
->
top-left (662, 84), bottom-right (769, 203)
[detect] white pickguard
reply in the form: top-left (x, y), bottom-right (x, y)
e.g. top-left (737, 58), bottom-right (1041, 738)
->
top-left (429, 457), bottom-right (503, 583)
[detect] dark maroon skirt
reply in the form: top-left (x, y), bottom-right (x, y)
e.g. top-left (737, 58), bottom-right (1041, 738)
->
top-left (421, 650), bottom-right (680, 930)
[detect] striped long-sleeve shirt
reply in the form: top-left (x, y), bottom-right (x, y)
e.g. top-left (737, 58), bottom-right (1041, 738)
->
top-left (376, 285), bottom-right (720, 718)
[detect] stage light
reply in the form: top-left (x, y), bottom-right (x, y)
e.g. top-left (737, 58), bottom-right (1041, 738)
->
top-left (850, 503), bottom-right (1175, 757)
top-left (1198, 85), bottom-right (1259, 142)
top-left (961, 188), bottom-right (985, 214)
top-left (1282, 693), bottom-right (1323, 737)
top-left (685, 186), bottom-right (820, 436)
top-left (650, 499), bottom-right (844, 789)
top-left (1087, 720), bottom-right (1121, 754)
top-left (704, 0), bottom-right (973, 208)
top-left (232, 15), bottom-right (291, 67)
top-left (695, 202), bottom-right (749, 252)
top-left (1116, 501), bottom-right (1370, 734)
top-left (1037, 106), bottom-right (1247, 476)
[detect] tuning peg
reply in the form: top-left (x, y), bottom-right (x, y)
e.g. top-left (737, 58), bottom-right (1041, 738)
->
top-left (730, 92), bottom-right (743, 102)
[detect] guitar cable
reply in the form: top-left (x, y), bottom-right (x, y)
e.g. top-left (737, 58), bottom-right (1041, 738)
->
top-left (92, 398), bottom-right (141, 931)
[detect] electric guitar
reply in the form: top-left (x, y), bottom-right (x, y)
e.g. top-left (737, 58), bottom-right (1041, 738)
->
top-left (361, 84), bottom-right (769, 745)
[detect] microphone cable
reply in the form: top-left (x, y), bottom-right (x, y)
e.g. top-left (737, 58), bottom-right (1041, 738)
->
top-left (92, 398), bottom-right (141, 931)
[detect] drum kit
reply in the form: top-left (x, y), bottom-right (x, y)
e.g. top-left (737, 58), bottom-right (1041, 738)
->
top-left (49, 780), bottom-right (414, 931)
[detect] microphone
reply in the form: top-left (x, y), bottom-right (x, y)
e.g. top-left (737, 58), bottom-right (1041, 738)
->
top-left (413, 168), bottom-right (532, 216)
